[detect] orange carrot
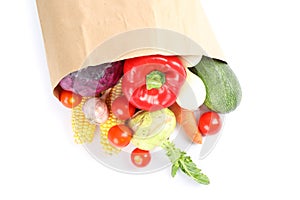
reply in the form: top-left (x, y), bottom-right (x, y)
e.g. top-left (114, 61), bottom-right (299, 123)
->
top-left (169, 102), bottom-right (202, 144)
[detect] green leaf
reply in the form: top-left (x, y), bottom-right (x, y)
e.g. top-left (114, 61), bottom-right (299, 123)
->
top-left (171, 162), bottom-right (180, 177)
top-left (161, 140), bottom-right (181, 163)
top-left (162, 140), bottom-right (210, 185)
top-left (178, 155), bottom-right (210, 185)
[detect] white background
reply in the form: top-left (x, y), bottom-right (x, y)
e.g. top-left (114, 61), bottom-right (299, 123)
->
top-left (1, 0), bottom-right (300, 199)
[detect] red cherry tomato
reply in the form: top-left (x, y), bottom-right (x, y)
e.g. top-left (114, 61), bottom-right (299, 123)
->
top-left (107, 125), bottom-right (133, 148)
top-left (111, 96), bottom-right (136, 120)
top-left (198, 112), bottom-right (222, 136)
top-left (131, 148), bottom-right (151, 167)
top-left (59, 90), bottom-right (82, 108)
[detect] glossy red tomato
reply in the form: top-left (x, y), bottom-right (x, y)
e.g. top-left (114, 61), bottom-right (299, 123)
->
top-left (59, 90), bottom-right (82, 108)
top-left (198, 111), bottom-right (222, 136)
top-left (111, 96), bottom-right (136, 120)
top-left (131, 148), bottom-right (151, 167)
top-left (107, 125), bottom-right (133, 148)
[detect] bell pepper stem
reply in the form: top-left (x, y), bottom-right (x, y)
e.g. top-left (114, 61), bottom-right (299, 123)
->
top-left (146, 70), bottom-right (166, 90)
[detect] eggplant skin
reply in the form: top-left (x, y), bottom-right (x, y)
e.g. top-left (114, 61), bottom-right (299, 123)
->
top-left (189, 56), bottom-right (242, 114)
top-left (60, 61), bottom-right (124, 97)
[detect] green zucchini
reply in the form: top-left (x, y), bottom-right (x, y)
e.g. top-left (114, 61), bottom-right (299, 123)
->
top-left (189, 56), bottom-right (242, 113)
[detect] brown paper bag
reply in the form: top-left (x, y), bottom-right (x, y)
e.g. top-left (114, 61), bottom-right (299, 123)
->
top-left (36, 0), bottom-right (224, 98)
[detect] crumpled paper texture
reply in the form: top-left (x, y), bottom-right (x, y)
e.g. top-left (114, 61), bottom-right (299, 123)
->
top-left (36, 0), bottom-right (224, 94)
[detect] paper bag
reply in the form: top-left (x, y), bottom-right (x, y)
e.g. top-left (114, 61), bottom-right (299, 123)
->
top-left (36, 0), bottom-right (224, 98)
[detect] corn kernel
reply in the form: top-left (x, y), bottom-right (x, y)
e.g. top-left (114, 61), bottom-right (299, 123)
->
top-left (99, 80), bottom-right (124, 154)
top-left (72, 97), bottom-right (97, 144)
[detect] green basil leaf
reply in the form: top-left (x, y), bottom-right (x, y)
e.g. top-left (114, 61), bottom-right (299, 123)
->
top-left (171, 162), bottom-right (180, 177)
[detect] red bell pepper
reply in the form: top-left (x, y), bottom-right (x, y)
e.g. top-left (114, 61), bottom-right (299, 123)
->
top-left (122, 55), bottom-right (187, 111)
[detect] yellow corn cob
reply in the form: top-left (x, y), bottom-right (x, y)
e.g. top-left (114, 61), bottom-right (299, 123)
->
top-left (100, 80), bottom-right (124, 154)
top-left (72, 97), bottom-right (97, 144)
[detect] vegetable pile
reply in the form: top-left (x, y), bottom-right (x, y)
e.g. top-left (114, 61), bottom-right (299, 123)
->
top-left (57, 55), bottom-right (242, 185)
